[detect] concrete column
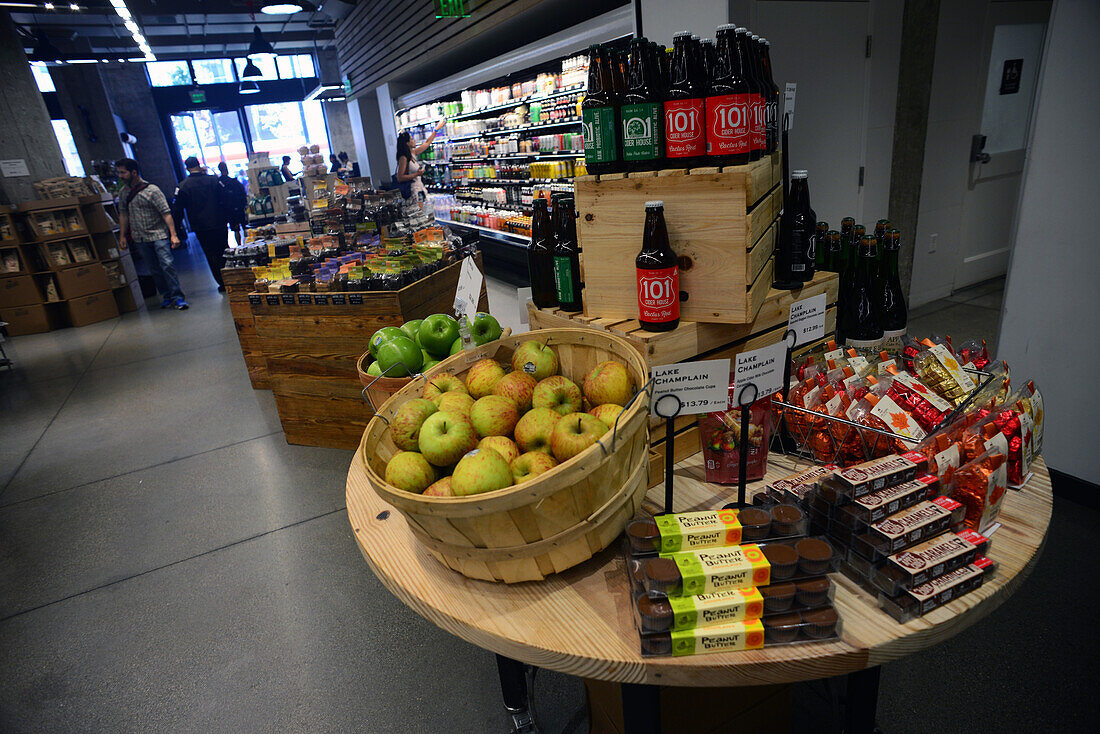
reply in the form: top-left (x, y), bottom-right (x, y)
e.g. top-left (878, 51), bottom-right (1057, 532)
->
top-left (99, 65), bottom-right (178, 196)
top-left (50, 64), bottom-right (128, 176)
top-left (0, 11), bottom-right (67, 204)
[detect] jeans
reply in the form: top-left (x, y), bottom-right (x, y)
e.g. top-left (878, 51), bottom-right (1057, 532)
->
top-left (135, 238), bottom-right (184, 301)
top-left (193, 227), bottom-right (227, 287)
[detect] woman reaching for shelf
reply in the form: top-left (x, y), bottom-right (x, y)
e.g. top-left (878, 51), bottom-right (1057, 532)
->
top-left (394, 119), bottom-right (446, 207)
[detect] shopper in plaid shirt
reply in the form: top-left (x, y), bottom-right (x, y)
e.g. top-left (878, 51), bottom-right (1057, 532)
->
top-left (116, 158), bottom-right (188, 310)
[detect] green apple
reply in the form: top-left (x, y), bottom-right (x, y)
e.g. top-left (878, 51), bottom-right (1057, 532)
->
top-left (511, 451), bottom-right (558, 483)
top-left (423, 373), bottom-right (467, 403)
top-left (513, 407), bottom-right (561, 454)
top-left (391, 398), bottom-right (438, 451)
top-left (470, 312), bottom-right (503, 345)
top-left (550, 412), bottom-right (609, 462)
top-left (437, 391), bottom-right (475, 417)
top-left (492, 371), bottom-right (537, 412)
top-left (589, 403), bottom-right (624, 431)
top-left (469, 395), bottom-right (520, 438)
top-left (366, 360), bottom-right (383, 377)
top-left (401, 319), bottom-right (424, 342)
top-left (583, 360), bottom-right (635, 407)
top-left (450, 337), bottom-right (464, 356)
top-left (384, 451), bottom-right (436, 493)
top-left (423, 476), bottom-right (455, 497)
top-left (368, 326), bottom-right (407, 359)
top-left (465, 358), bottom-right (506, 399)
top-left (417, 410), bottom-right (478, 467)
top-left (423, 359), bottom-right (440, 371)
top-left (479, 435), bottom-right (520, 464)
top-left (532, 375), bottom-right (583, 416)
top-left (376, 335), bottom-right (424, 377)
top-left (419, 314), bottom-right (460, 358)
top-left (511, 340), bottom-right (559, 381)
top-left (451, 448), bottom-right (514, 496)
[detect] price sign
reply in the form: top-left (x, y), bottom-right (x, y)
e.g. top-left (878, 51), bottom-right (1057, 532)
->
top-left (788, 293), bottom-right (827, 347)
top-left (650, 359), bottom-right (731, 417)
top-left (733, 341), bottom-right (787, 401)
top-left (783, 83), bottom-right (797, 129)
top-left (452, 256), bottom-right (483, 321)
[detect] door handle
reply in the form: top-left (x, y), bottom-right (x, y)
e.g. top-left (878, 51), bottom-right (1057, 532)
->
top-left (970, 134), bottom-right (991, 164)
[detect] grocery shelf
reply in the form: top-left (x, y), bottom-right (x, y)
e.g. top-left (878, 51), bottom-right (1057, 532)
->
top-left (450, 151), bottom-right (583, 162)
top-left (454, 199), bottom-right (530, 213)
top-left (446, 118), bottom-right (582, 142)
top-left (398, 88), bottom-right (585, 132)
top-left (450, 178), bottom-right (575, 187)
top-left (437, 218), bottom-right (528, 244)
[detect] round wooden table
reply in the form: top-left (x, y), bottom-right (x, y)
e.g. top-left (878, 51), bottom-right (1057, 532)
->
top-left (346, 448), bottom-right (1051, 729)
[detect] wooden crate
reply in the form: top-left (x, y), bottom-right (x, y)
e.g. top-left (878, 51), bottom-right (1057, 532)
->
top-left (222, 267), bottom-right (269, 390)
top-left (250, 255), bottom-right (489, 450)
top-left (574, 152), bottom-right (782, 324)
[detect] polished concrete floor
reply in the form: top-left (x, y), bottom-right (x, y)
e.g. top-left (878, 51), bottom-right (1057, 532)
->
top-left (1, 243), bottom-right (1096, 733)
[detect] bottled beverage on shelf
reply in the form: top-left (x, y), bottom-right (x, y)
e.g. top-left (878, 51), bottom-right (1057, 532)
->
top-left (581, 45), bottom-right (622, 175)
top-left (824, 230), bottom-right (841, 272)
top-left (701, 38), bottom-right (717, 83)
top-left (814, 221), bottom-right (829, 272)
top-left (664, 31), bottom-right (707, 168)
top-left (759, 37), bottom-right (780, 154)
top-left (736, 28), bottom-right (765, 161)
top-left (552, 197), bottom-right (583, 311)
top-left (874, 218), bottom-right (891, 269)
top-left (621, 37), bottom-right (665, 171)
top-left (835, 217), bottom-right (856, 341)
top-left (841, 234), bottom-right (884, 352)
top-left (636, 200), bottom-right (680, 331)
top-left (774, 170), bottom-right (815, 289)
top-left (876, 228), bottom-right (908, 355)
top-left (706, 24), bottom-right (752, 166)
top-left (528, 198), bottom-right (556, 309)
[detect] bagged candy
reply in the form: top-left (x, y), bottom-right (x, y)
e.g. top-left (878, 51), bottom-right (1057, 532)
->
top-left (846, 393), bottom-right (910, 459)
top-left (957, 339), bottom-right (991, 370)
top-left (883, 366), bottom-right (953, 432)
top-left (699, 394), bottom-right (773, 484)
top-left (913, 339), bottom-right (977, 405)
top-left (948, 448), bottom-right (1007, 533)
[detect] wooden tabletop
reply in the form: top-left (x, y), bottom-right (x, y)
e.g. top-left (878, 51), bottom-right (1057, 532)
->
top-left (346, 447), bottom-right (1051, 687)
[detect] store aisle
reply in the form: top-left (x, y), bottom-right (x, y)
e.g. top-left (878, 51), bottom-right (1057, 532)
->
top-left (1, 255), bottom-right (1095, 733)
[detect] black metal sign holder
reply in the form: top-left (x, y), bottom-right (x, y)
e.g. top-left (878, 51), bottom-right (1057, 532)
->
top-left (652, 393), bottom-right (683, 515)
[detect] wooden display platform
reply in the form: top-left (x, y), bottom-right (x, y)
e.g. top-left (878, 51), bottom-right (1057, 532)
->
top-left (222, 267), bottom-right (269, 390)
top-left (248, 255), bottom-right (489, 450)
top-left (347, 448), bottom-right (1052, 688)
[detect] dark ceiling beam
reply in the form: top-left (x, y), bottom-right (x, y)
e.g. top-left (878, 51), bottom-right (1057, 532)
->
top-left (82, 30), bottom-right (333, 48)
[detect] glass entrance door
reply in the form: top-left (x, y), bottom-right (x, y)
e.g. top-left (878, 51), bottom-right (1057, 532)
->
top-left (168, 110), bottom-right (248, 178)
top-left (243, 100), bottom-right (330, 176)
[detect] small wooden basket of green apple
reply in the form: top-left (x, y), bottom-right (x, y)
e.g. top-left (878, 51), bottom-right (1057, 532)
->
top-left (356, 312), bottom-right (509, 411)
top-left (357, 328), bottom-right (651, 583)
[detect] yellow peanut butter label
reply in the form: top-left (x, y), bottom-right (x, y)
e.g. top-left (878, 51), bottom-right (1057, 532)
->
top-left (669, 619), bottom-right (766, 656)
top-left (667, 588), bottom-right (764, 631)
top-left (665, 544), bottom-right (772, 595)
top-left (654, 510), bottom-right (742, 553)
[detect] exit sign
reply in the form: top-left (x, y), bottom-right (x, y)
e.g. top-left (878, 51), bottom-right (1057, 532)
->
top-left (189, 88), bottom-right (206, 104)
top-left (436, 0), bottom-right (471, 18)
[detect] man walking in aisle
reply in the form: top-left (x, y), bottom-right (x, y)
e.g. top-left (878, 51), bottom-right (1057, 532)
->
top-left (173, 157), bottom-right (229, 292)
top-left (217, 162), bottom-right (248, 248)
top-left (115, 158), bottom-right (188, 310)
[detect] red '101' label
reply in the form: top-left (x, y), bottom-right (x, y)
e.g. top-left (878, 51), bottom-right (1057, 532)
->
top-left (705, 93), bottom-right (752, 156)
top-left (750, 94), bottom-right (766, 152)
top-left (664, 98), bottom-right (705, 158)
top-left (637, 266), bottom-right (680, 322)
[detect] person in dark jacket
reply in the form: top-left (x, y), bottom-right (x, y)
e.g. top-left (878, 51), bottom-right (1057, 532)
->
top-left (217, 161), bottom-right (248, 247)
top-left (173, 156), bottom-right (228, 290)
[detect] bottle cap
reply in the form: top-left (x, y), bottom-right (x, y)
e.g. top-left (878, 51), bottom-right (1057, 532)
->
top-left (645, 200), bottom-right (664, 208)
top-left (702, 38), bottom-right (714, 45)
top-left (792, 170), bottom-right (808, 178)
top-left (691, 34), bottom-right (700, 41)
top-left (716, 23), bottom-right (736, 32)
top-left (764, 39), bottom-right (771, 46)
top-left (734, 26), bottom-right (748, 33)
top-left (673, 31), bottom-right (692, 38)
top-left (750, 34), bottom-right (760, 41)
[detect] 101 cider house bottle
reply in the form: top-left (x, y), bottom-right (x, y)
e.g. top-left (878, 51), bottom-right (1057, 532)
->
top-left (663, 31), bottom-right (707, 168)
top-left (621, 38), bottom-right (664, 171)
top-left (636, 200), bottom-right (680, 331)
top-left (705, 24), bottom-right (752, 165)
top-left (581, 45), bottom-right (621, 174)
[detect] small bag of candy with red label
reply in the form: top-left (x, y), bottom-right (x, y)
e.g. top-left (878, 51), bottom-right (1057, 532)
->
top-left (882, 365), bottom-right (952, 432)
top-left (948, 448), bottom-right (1008, 532)
top-left (699, 393), bottom-right (773, 484)
top-left (957, 339), bottom-right (992, 370)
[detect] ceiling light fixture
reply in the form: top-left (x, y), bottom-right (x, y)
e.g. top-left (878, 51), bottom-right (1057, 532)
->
top-left (247, 25), bottom-right (276, 59)
top-left (239, 80), bottom-right (261, 94)
top-left (260, 2), bottom-right (304, 14)
top-left (108, 1), bottom-right (153, 61)
top-left (240, 58), bottom-right (262, 79)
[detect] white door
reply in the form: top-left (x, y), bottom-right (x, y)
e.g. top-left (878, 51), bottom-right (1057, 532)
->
top-left (955, 2), bottom-right (1050, 289)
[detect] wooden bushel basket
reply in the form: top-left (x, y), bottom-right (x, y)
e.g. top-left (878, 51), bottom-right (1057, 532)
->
top-left (358, 328), bottom-right (651, 583)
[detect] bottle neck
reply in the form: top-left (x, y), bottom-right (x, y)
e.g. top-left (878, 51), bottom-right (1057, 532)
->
top-left (882, 247), bottom-right (900, 275)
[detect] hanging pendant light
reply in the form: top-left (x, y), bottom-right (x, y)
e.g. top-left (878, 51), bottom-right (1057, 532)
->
top-left (241, 58), bottom-right (262, 79)
top-left (260, 2), bottom-right (306, 14)
top-left (239, 80), bottom-right (261, 94)
top-left (247, 26), bottom-right (276, 59)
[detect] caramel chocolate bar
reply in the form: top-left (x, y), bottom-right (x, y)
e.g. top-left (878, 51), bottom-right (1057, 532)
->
top-left (852, 496), bottom-right (966, 560)
top-left (768, 464), bottom-right (837, 503)
top-left (878, 556), bottom-right (996, 622)
top-left (644, 545), bottom-right (772, 596)
top-left (641, 619), bottom-right (766, 657)
top-left (872, 529), bottom-right (990, 596)
top-left (836, 474), bottom-right (941, 529)
top-left (819, 452), bottom-right (929, 503)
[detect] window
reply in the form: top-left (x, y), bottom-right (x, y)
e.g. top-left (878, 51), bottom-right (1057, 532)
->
top-left (276, 54), bottom-right (316, 79)
top-left (234, 56), bottom-right (278, 82)
top-left (51, 120), bottom-right (85, 177)
top-left (30, 63), bottom-right (55, 92)
top-left (147, 60), bottom-right (192, 86)
top-left (192, 58), bottom-right (235, 85)
top-left (243, 100), bottom-right (329, 168)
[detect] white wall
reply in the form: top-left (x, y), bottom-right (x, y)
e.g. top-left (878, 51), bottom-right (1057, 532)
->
top-left (997, 0), bottom-right (1100, 482)
top-left (638, 0), bottom-right (728, 44)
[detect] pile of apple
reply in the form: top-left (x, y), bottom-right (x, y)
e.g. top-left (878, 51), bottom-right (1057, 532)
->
top-left (383, 339), bottom-right (636, 497)
top-left (363, 312), bottom-right (504, 378)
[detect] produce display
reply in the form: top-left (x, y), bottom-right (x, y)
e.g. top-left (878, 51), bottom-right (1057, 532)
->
top-left (380, 339), bottom-right (637, 497)
top-left (361, 312), bottom-right (502, 377)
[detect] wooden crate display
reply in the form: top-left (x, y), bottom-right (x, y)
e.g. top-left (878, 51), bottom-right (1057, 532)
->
top-left (530, 271), bottom-right (840, 485)
top-left (222, 267), bottom-right (269, 390)
top-left (574, 152), bottom-right (782, 325)
top-left (249, 255), bottom-right (489, 450)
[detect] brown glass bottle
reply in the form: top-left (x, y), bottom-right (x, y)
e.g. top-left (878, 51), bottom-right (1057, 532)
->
top-left (527, 198), bottom-right (556, 308)
top-left (636, 200), bottom-right (680, 331)
top-left (664, 31), bottom-right (707, 168)
top-left (552, 197), bottom-right (583, 311)
top-left (876, 229), bottom-right (908, 355)
top-left (621, 37), bottom-right (664, 172)
top-left (581, 45), bottom-right (621, 175)
top-left (758, 37), bottom-right (780, 154)
top-left (736, 28), bottom-right (765, 161)
top-left (841, 235), bottom-right (884, 351)
top-left (705, 24), bottom-right (751, 165)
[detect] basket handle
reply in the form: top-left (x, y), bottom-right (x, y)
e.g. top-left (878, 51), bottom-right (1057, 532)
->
top-left (362, 358), bottom-right (428, 417)
top-left (597, 376), bottom-right (655, 456)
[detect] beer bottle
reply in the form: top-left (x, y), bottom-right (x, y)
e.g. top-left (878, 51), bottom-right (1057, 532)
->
top-left (636, 200), bottom-right (680, 331)
top-left (876, 228), bottom-right (908, 355)
top-left (841, 234), bottom-right (884, 353)
top-left (527, 198), bottom-right (556, 308)
top-left (824, 230), bottom-right (841, 272)
top-left (745, 32), bottom-right (767, 160)
top-left (582, 45), bottom-right (621, 175)
top-left (613, 47), bottom-right (628, 96)
top-left (732, 27), bottom-right (764, 162)
top-left (552, 197), bottom-right (583, 311)
top-left (664, 32), bottom-right (707, 168)
top-left (774, 170), bottom-right (813, 289)
top-left (814, 221), bottom-right (829, 272)
top-left (705, 25), bottom-right (752, 165)
top-left (835, 218), bottom-right (857, 342)
top-left (621, 38), bottom-right (664, 172)
top-left (874, 218), bottom-right (890, 269)
top-left (759, 38), bottom-right (780, 154)
top-left (701, 39), bottom-right (717, 88)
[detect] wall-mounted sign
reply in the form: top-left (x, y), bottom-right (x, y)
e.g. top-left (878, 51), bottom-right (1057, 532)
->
top-left (436, 0), bottom-right (471, 18)
top-left (189, 88), bottom-right (206, 104)
top-left (999, 59), bottom-right (1023, 95)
